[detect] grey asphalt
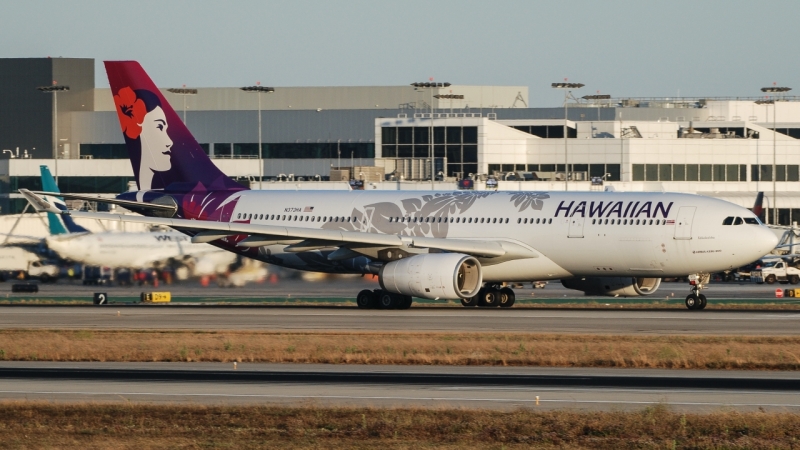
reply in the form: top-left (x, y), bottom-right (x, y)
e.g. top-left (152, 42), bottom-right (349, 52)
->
top-left (1, 306), bottom-right (800, 334)
top-left (9, 279), bottom-right (800, 300)
top-left (0, 362), bottom-right (797, 412)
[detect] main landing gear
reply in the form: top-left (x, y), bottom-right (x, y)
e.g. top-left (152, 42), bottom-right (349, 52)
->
top-left (685, 273), bottom-right (710, 310)
top-left (461, 284), bottom-right (516, 308)
top-left (356, 289), bottom-right (413, 310)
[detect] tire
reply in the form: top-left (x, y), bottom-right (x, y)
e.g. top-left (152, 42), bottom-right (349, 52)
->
top-left (499, 287), bottom-right (516, 308)
top-left (480, 288), bottom-right (500, 307)
top-left (685, 294), bottom-right (699, 310)
top-left (399, 296), bottom-right (413, 310)
top-left (790, 275), bottom-right (800, 285)
top-left (378, 292), bottom-right (396, 309)
top-left (697, 294), bottom-right (707, 310)
top-left (766, 274), bottom-right (777, 284)
top-left (39, 274), bottom-right (50, 283)
top-left (356, 289), bottom-right (374, 309)
top-left (461, 295), bottom-right (478, 307)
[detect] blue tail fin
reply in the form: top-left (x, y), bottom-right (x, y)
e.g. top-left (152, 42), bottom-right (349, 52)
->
top-left (39, 165), bottom-right (89, 235)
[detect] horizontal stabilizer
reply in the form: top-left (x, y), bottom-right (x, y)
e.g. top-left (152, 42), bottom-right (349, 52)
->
top-left (27, 191), bottom-right (177, 215)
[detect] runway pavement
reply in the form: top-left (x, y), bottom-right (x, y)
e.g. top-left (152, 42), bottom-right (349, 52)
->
top-left (0, 362), bottom-right (797, 412)
top-left (7, 279), bottom-right (800, 301)
top-left (1, 305), bottom-right (800, 334)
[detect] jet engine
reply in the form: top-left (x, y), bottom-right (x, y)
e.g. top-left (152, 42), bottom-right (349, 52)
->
top-left (379, 253), bottom-right (482, 300)
top-left (561, 277), bottom-right (662, 297)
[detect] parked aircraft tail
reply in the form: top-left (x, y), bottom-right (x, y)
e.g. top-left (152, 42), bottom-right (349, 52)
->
top-left (752, 192), bottom-right (765, 218)
top-left (39, 165), bottom-right (89, 235)
top-left (103, 61), bottom-right (244, 193)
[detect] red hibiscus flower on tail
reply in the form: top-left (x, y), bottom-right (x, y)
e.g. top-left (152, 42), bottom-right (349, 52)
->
top-left (113, 87), bottom-right (146, 139)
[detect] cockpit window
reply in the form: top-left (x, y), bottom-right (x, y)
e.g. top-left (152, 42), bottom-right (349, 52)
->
top-left (733, 217), bottom-right (744, 225)
top-left (744, 217), bottom-right (760, 225)
top-left (722, 217), bottom-right (734, 225)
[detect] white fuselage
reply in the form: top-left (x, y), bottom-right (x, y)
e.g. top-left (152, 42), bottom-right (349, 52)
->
top-left (46, 230), bottom-right (231, 269)
top-left (224, 190), bottom-right (777, 281)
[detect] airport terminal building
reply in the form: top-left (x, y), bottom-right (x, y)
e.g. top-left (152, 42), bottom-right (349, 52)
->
top-left (3, 57), bottom-right (800, 224)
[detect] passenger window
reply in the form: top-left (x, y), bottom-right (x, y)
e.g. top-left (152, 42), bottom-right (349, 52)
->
top-left (548, 218), bottom-right (552, 224)
top-left (734, 217), bottom-right (743, 225)
top-left (722, 217), bottom-right (734, 225)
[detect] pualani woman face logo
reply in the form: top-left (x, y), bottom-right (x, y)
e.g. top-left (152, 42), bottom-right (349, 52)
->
top-left (114, 87), bottom-right (173, 191)
top-left (139, 105), bottom-right (172, 173)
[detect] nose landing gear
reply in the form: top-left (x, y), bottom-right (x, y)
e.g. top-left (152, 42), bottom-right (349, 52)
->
top-left (685, 273), bottom-right (709, 310)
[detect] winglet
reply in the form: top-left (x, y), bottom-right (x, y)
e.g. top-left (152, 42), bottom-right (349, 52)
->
top-left (18, 189), bottom-right (63, 214)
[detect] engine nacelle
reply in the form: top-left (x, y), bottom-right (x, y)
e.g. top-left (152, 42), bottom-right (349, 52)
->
top-left (561, 277), bottom-right (662, 297)
top-left (379, 253), bottom-right (482, 300)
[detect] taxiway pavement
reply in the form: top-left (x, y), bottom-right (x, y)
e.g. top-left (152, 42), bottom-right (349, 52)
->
top-left (1, 306), bottom-right (799, 334)
top-left (0, 362), bottom-right (797, 412)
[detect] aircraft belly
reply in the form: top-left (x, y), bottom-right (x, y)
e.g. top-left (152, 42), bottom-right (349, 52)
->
top-left (253, 245), bottom-right (368, 274)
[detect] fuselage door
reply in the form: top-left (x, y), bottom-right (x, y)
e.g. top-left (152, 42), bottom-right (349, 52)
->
top-left (568, 216), bottom-right (585, 238)
top-left (674, 206), bottom-right (696, 240)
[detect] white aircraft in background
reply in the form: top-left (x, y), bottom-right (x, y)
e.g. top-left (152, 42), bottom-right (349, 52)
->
top-left (37, 165), bottom-right (236, 276)
top-left (20, 61), bottom-right (778, 310)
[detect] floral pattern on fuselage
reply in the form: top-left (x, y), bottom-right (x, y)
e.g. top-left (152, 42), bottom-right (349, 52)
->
top-left (320, 191), bottom-right (550, 238)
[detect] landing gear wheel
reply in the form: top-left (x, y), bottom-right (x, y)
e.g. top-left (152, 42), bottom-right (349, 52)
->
top-left (398, 295), bottom-right (413, 310)
top-left (685, 294), bottom-right (700, 310)
top-left (697, 294), bottom-right (707, 310)
top-left (461, 295), bottom-right (478, 307)
top-left (499, 287), bottom-right (516, 308)
top-left (378, 292), bottom-right (398, 309)
top-left (479, 288), bottom-right (500, 307)
top-left (766, 274), bottom-right (777, 284)
top-left (356, 289), bottom-right (375, 309)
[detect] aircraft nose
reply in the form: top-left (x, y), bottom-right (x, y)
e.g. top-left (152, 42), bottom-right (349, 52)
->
top-left (752, 226), bottom-right (780, 257)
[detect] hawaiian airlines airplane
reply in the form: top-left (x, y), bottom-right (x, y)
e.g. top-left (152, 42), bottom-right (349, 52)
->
top-left (38, 165), bottom-right (236, 273)
top-left (19, 61), bottom-right (778, 310)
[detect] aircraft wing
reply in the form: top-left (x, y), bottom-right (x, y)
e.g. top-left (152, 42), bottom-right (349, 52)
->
top-left (19, 189), bottom-right (535, 261)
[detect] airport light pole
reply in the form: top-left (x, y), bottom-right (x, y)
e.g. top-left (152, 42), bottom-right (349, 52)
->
top-left (758, 84), bottom-right (791, 225)
top-left (37, 83), bottom-right (69, 183)
top-left (552, 82), bottom-right (584, 191)
top-left (412, 81), bottom-right (451, 189)
top-left (241, 84), bottom-right (275, 187)
top-left (167, 86), bottom-right (198, 125)
top-left (582, 94), bottom-right (611, 122)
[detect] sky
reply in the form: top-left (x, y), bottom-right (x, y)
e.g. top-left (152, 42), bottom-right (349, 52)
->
top-left (2, 0), bottom-right (799, 106)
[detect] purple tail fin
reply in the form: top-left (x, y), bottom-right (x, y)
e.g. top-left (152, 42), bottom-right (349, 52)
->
top-left (104, 61), bottom-right (245, 193)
